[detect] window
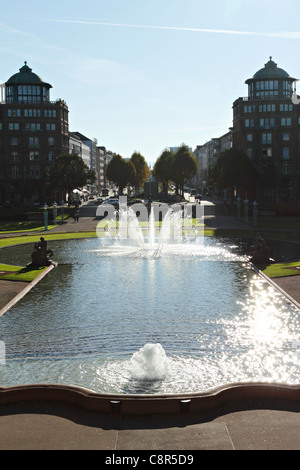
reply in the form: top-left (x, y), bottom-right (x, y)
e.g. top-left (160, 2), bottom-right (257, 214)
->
top-left (24, 109), bottom-right (41, 117)
top-left (247, 148), bottom-right (253, 159)
top-left (282, 147), bottom-right (290, 159)
top-left (262, 133), bottom-right (272, 144)
top-left (262, 148), bottom-right (272, 157)
top-left (259, 104), bottom-right (276, 112)
top-left (29, 151), bottom-right (39, 161)
top-left (30, 166), bottom-right (40, 178)
top-left (25, 123), bottom-right (41, 131)
top-left (11, 166), bottom-right (19, 178)
top-left (246, 134), bottom-right (253, 142)
top-left (46, 123), bottom-right (56, 131)
top-left (29, 137), bottom-right (39, 148)
top-left (260, 118), bottom-right (275, 128)
top-left (283, 133), bottom-right (290, 141)
top-left (8, 109), bottom-right (21, 117)
top-left (280, 104), bottom-right (293, 111)
top-left (281, 117), bottom-right (292, 126)
top-left (9, 123), bottom-right (19, 130)
top-left (48, 152), bottom-right (55, 161)
top-left (10, 152), bottom-right (19, 161)
top-left (255, 80), bottom-right (279, 97)
top-left (48, 137), bottom-right (54, 146)
top-left (44, 109), bottom-right (56, 118)
top-left (282, 161), bottom-right (290, 174)
top-left (11, 137), bottom-right (18, 145)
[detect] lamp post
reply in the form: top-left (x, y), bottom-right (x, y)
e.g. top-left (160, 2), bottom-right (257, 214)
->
top-left (104, 154), bottom-right (107, 199)
top-left (43, 204), bottom-right (48, 231)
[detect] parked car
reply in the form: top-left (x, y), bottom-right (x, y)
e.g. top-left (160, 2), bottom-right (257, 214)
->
top-left (102, 198), bottom-right (119, 208)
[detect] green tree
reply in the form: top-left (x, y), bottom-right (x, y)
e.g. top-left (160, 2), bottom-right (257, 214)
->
top-left (207, 148), bottom-right (255, 197)
top-left (47, 154), bottom-right (95, 201)
top-left (153, 149), bottom-right (174, 193)
top-left (130, 152), bottom-right (150, 190)
top-left (171, 145), bottom-right (198, 196)
top-left (106, 154), bottom-right (136, 194)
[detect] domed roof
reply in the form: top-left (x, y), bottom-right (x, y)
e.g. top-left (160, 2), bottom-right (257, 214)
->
top-left (5, 62), bottom-right (52, 88)
top-left (249, 57), bottom-right (295, 81)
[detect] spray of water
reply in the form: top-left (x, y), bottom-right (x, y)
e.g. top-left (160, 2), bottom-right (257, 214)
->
top-left (130, 343), bottom-right (168, 381)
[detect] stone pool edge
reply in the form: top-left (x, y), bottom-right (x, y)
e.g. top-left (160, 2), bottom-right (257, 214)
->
top-left (0, 381), bottom-right (300, 416)
top-left (0, 263), bottom-right (57, 317)
top-left (250, 262), bottom-right (300, 311)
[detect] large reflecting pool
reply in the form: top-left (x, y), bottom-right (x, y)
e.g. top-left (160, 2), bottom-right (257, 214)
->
top-left (0, 235), bottom-right (299, 395)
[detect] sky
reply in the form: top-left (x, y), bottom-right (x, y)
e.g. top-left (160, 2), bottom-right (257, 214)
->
top-left (1, 0), bottom-right (300, 167)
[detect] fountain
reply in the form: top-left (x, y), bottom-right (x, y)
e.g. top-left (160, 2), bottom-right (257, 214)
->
top-left (130, 343), bottom-right (168, 381)
top-left (99, 197), bottom-right (203, 258)
top-left (0, 199), bottom-right (300, 398)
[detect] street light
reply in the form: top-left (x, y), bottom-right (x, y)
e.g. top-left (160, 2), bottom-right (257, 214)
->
top-left (43, 204), bottom-right (48, 231)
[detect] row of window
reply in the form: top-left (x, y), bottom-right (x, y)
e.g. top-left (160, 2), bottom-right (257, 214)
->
top-left (9, 137), bottom-right (55, 146)
top-left (10, 166), bottom-right (41, 178)
top-left (263, 160), bottom-right (291, 175)
top-left (244, 103), bottom-right (294, 113)
top-left (10, 151), bottom-right (55, 162)
top-left (6, 85), bottom-right (50, 103)
top-left (7, 108), bottom-right (57, 117)
top-left (246, 132), bottom-right (295, 143)
top-left (247, 147), bottom-right (291, 158)
top-left (6, 123), bottom-right (56, 131)
top-left (245, 117), bottom-right (294, 127)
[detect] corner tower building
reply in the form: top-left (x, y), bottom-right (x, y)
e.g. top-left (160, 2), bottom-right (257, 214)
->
top-left (0, 62), bottom-right (69, 204)
top-left (232, 57), bottom-right (300, 201)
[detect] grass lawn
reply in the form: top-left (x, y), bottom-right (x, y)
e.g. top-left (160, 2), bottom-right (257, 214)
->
top-left (0, 263), bottom-right (48, 282)
top-left (262, 261), bottom-right (300, 279)
top-left (0, 231), bottom-right (98, 248)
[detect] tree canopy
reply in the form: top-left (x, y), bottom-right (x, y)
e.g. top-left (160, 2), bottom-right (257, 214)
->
top-left (171, 145), bottom-right (198, 196)
top-left (207, 148), bottom-right (255, 197)
top-left (153, 149), bottom-right (174, 193)
top-left (129, 152), bottom-right (150, 189)
top-left (106, 154), bottom-right (136, 194)
top-left (47, 153), bottom-right (95, 199)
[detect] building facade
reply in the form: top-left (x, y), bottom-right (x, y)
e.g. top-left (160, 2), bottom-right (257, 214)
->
top-left (0, 62), bottom-right (69, 204)
top-left (194, 131), bottom-right (232, 192)
top-left (232, 57), bottom-right (300, 202)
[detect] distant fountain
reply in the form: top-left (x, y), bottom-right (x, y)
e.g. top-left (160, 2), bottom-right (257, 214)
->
top-left (101, 200), bottom-right (204, 259)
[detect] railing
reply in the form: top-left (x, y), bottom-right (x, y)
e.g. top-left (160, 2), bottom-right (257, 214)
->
top-left (235, 95), bottom-right (294, 103)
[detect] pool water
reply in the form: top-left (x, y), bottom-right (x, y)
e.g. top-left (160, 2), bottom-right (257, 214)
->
top-left (0, 236), bottom-right (299, 395)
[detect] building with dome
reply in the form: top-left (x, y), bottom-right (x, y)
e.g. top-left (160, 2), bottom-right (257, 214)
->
top-left (0, 62), bottom-right (69, 204)
top-left (232, 57), bottom-right (300, 202)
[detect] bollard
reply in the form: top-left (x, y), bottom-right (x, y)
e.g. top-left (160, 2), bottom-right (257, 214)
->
top-left (253, 201), bottom-right (258, 228)
top-left (244, 198), bottom-right (249, 223)
top-left (53, 202), bottom-right (57, 225)
top-left (43, 204), bottom-right (48, 231)
top-left (237, 197), bottom-right (241, 218)
top-left (60, 200), bottom-right (65, 224)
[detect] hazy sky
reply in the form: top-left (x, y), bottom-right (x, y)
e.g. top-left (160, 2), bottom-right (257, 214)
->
top-left (1, 0), bottom-right (300, 166)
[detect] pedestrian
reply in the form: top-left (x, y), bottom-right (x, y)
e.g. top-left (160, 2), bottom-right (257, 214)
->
top-left (74, 209), bottom-right (79, 222)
